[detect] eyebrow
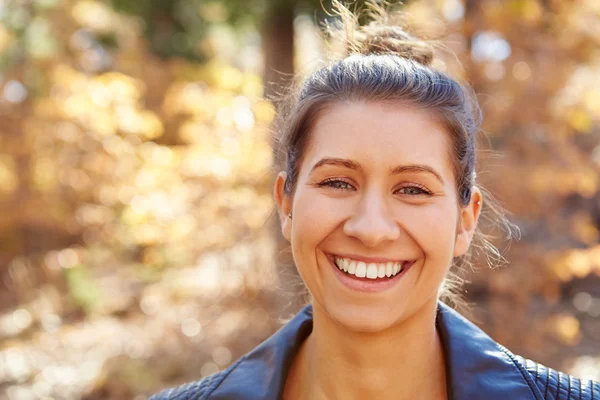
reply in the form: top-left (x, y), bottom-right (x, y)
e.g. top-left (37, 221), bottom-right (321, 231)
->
top-left (310, 157), bottom-right (445, 184)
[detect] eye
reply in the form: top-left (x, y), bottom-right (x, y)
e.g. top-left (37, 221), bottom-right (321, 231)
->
top-left (318, 178), bottom-right (355, 191)
top-left (396, 185), bottom-right (433, 196)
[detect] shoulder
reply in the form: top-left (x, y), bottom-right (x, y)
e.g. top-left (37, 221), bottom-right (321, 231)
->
top-left (149, 370), bottom-right (227, 400)
top-left (437, 302), bottom-right (599, 400)
top-left (513, 354), bottom-right (600, 400)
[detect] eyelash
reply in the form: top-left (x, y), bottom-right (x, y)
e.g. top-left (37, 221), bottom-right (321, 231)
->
top-left (317, 178), bottom-right (433, 196)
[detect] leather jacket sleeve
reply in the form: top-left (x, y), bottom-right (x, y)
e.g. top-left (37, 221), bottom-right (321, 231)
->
top-left (149, 371), bottom-right (224, 400)
top-left (517, 356), bottom-right (600, 400)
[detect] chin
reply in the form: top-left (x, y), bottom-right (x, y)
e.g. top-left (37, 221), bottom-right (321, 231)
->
top-left (323, 300), bottom-right (410, 333)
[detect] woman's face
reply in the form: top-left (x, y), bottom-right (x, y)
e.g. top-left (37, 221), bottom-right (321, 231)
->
top-left (275, 101), bottom-right (481, 333)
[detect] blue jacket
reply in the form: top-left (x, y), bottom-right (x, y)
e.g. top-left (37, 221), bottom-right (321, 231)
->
top-left (150, 302), bottom-right (600, 399)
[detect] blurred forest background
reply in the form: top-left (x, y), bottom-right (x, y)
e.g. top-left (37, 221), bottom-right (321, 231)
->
top-left (0, 0), bottom-right (599, 399)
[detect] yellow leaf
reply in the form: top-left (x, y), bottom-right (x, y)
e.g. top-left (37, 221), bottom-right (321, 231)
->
top-left (568, 109), bottom-right (592, 132)
top-left (0, 155), bottom-right (18, 193)
top-left (552, 314), bottom-right (581, 345)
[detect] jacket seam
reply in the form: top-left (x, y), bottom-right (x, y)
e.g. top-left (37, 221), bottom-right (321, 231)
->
top-left (171, 382), bottom-right (197, 400)
top-left (557, 371), bottom-right (562, 400)
top-left (497, 344), bottom-right (544, 400)
top-left (545, 367), bottom-right (550, 399)
top-left (171, 381), bottom-right (204, 400)
top-left (203, 355), bottom-right (248, 399)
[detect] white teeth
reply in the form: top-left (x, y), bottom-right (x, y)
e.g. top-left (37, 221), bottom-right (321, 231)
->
top-left (333, 256), bottom-right (407, 279)
top-left (348, 260), bottom-right (357, 274)
top-left (366, 264), bottom-right (378, 279)
top-left (355, 262), bottom-right (367, 278)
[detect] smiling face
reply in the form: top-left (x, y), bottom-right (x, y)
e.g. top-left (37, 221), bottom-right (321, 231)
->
top-left (275, 100), bottom-right (481, 333)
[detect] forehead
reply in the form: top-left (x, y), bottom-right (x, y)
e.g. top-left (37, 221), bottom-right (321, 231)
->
top-left (304, 101), bottom-right (453, 177)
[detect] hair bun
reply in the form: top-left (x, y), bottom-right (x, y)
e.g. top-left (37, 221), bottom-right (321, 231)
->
top-left (353, 24), bottom-right (434, 66)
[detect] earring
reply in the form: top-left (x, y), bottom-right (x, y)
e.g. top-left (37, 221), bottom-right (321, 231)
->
top-left (288, 212), bottom-right (292, 219)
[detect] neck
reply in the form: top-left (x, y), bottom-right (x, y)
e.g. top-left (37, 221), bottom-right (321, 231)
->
top-left (286, 297), bottom-right (447, 400)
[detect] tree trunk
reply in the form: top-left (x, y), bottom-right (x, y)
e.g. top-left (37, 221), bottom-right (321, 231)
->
top-left (262, 3), bottom-right (295, 102)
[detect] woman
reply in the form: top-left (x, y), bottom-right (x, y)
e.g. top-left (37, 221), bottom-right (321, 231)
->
top-left (151, 2), bottom-right (599, 399)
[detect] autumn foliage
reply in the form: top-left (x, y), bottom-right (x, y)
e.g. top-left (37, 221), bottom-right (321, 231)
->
top-left (0, 0), bottom-right (599, 399)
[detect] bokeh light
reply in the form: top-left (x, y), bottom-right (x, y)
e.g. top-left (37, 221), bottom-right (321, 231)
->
top-left (0, 0), bottom-right (599, 398)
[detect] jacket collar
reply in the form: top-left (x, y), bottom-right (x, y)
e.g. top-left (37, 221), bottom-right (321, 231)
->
top-left (435, 302), bottom-right (543, 400)
top-left (211, 302), bottom-right (543, 399)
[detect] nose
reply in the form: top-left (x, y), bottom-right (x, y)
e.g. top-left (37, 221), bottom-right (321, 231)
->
top-left (342, 192), bottom-right (401, 248)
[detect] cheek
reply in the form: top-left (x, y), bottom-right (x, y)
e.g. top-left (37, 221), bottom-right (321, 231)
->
top-left (402, 204), bottom-right (458, 262)
top-left (289, 188), bottom-right (341, 269)
top-left (291, 186), bottom-right (347, 241)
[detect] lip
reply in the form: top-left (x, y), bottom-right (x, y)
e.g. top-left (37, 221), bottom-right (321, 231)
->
top-left (325, 253), bottom-right (415, 293)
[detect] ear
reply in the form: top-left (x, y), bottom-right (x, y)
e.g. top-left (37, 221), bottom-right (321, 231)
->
top-left (274, 171), bottom-right (293, 242)
top-left (453, 187), bottom-right (483, 257)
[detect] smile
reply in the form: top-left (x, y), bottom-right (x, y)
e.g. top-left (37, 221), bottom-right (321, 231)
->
top-left (325, 253), bottom-right (415, 293)
top-left (332, 256), bottom-right (408, 279)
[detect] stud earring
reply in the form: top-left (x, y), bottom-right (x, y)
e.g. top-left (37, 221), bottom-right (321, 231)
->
top-left (288, 212), bottom-right (292, 219)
